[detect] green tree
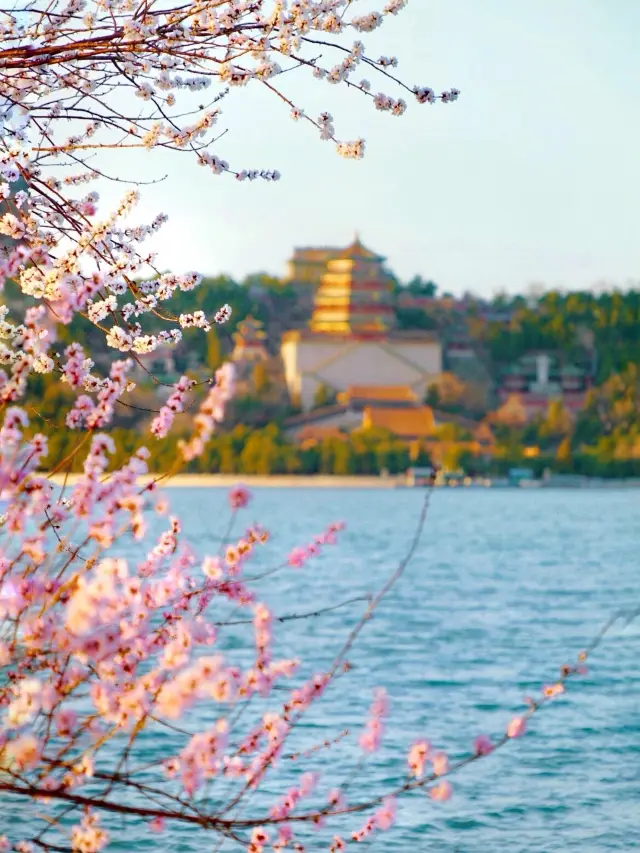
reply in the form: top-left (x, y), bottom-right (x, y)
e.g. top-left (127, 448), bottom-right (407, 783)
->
top-left (405, 275), bottom-right (437, 296)
top-left (313, 382), bottom-right (336, 409)
top-left (332, 441), bottom-right (356, 475)
top-left (205, 330), bottom-right (223, 372)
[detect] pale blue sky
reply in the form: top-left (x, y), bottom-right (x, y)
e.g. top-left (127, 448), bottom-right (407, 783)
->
top-left (97, 0), bottom-right (640, 296)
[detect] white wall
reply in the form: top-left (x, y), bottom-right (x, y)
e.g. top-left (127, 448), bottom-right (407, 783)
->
top-left (284, 337), bottom-right (442, 411)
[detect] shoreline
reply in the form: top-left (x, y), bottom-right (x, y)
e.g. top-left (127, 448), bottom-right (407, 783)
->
top-left (44, 474), bottom-right (398, 489)
top-left (41, 473), bottom-right (640, 489)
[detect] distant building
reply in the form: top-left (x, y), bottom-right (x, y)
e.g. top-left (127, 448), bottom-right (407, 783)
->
top-left (337, 385), bottom-right (419, 408)
top-left (309, 238), bottom-right (396, 334)
top-left (231, 315), bottom-right (268, 365)
top-left (361, 405), bottom-right (436, 441)
top-left (281, 236), bottom-right (442, 411)
top-left (445, 340), bottom-right (476, 360)
top-left (282, 383), bottom-right (429, 440)
top-left (497, 351), bottom-right (592, 419)
top-left (286, 246), bottom-right (342, 290)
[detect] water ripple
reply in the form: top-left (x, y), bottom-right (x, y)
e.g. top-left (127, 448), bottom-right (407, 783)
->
top-left (7, 488), bottom-right (639, 852)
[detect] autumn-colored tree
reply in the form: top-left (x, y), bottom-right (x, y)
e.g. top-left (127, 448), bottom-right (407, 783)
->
top-left (490, 395), bottom-right (529, 430)
top-left (252, 361), bottom-right (270, 396)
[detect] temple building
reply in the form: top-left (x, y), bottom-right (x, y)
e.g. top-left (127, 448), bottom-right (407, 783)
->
top-left (309, 238), bottom-right (396, 334)
top-left (286, 246), bottom-right (342, 290)
top-left (229, 314), bottom-right (276, 396)
top-left (497, 351), bottom-right (593, 419)
top-left (361, 405), bottom-right (436, 441)
top-left (231, 315), bottom-right (268, 366)
top-left (281, 236), bottom-right (442, 411)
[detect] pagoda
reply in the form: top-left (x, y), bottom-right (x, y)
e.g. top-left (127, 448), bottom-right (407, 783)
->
top-left (280, 235), bottom-right (442, 411)
top-left (309, 235), bottom-right (395, 335)
top-left (231, 315), bottom-right (268, 363)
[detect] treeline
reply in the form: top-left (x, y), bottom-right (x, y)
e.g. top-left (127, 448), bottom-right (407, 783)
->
top-left (23, 363), bottom-right (640, 479)
top-left (40, 420), bottom-right (640, 479)
top-left (41, 423), bottom-right (424, 476)
top-left (480, 365), bottom-right (640, 478)
top-left (2, 271), bottom-right (295, 369)
top-left (483, 289), bottom-right (640, 380)
top-left (6, 268), bottom-right (640, 391)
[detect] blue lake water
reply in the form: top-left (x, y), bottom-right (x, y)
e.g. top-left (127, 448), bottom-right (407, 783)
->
top-left (4, 488), bottom-right (640, 852)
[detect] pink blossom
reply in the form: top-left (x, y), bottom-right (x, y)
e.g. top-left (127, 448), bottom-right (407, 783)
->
top-left (430, 780), bottom-right (453, 802)
top-left (54, 709), bottom-right (78, 737)
top-left (70, 811), bottom-right (108, 853)
top-left (328, 788), bottom-right (345, 810)
top-left (229, 484), bottom-right (251, 509)
top-left (359, 688), bottom-right (388, 753)
top-left (473, 734), bottom-right (494, 756)
top-left (374, 796), bottom-right (397, 830)
top-left (432, 751), bottom-right (449, 776)
top-left (507, 716), bottom-right (527, 738)
top-left (214, 304), bottom-right (232, 324)
top-left (6, 734), bottom-right (40, 771)
top-left (150, 376), bottom-right (194, 438)
top-left (250, 826), bottom-right (269, 848)
top-left (299, 771), bottom-right (319, 796)
top-left (408, 739), bottom-right (431, 777)
top-left (288, 547), bottom-right (307, 569)
top-left (351, 815), bottom-right (377, 842)
top-left (543, 682), bottom-right (565, 699)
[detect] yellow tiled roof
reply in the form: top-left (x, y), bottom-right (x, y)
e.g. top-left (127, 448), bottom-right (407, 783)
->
top-left (341, 385), bottom-right (418, 404)
top-left (362, 406), bottom-right (435, 438)
top-left (292, 248), bottom-right (340, 262)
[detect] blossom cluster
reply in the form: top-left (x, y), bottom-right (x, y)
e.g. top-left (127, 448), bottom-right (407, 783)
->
top-left (0, 0), bottom-right (459, 401)
top-left (0, 3), bottom-right (616, 852)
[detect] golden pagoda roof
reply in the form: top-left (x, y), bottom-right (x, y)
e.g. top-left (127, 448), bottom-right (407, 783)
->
top-left (362, 405), bottom-right (435, 438)
top-left (340, 385), bottom-right (418, 405)
top-left (233, 315), bottom-right (266, 342)
top-left (291, 247), bottom-right (341, 262)
top-left (333, 235), bottom-right (385, 262)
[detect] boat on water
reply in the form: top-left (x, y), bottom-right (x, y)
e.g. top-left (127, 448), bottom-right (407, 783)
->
top-left (401, 466), bottom-right (436, 488)
top-left (401, 469), bottom-right (494, 488)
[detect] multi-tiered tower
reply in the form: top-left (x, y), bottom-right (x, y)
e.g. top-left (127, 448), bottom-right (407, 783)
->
top-left (281, 235), bottom-right (442, 411)
top-left (309, 236), bottom-right (395, 335)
